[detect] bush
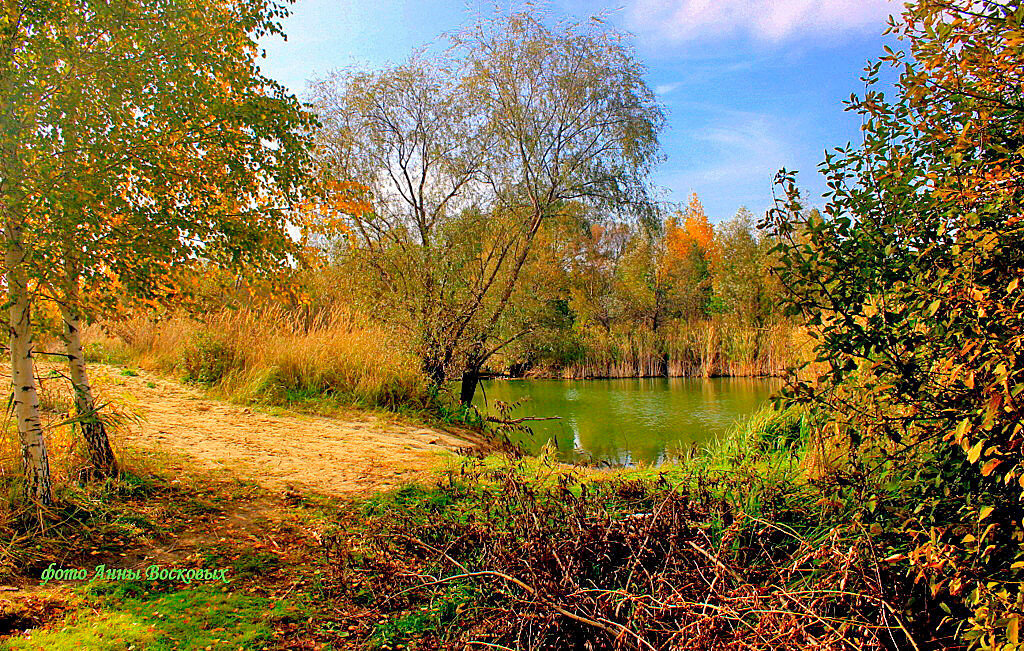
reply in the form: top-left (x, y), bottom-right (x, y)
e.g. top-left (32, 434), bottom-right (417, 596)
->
top-left (323, 459), bottom-right (930, 650)
top-left (180, 330), bottom-right (236, 385)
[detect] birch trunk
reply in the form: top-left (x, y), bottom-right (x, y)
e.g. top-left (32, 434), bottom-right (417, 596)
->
top-left (6, 225), bottom-right (52, 504)
top-left (60, 299), bottom-right (117, 478)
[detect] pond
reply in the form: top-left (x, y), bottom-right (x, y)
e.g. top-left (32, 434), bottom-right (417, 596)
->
top-left (475, 377), bottom-right (781, 465)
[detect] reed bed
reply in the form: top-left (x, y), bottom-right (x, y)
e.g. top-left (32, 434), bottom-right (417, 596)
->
top-left (86, 305), bottom-right (430, 411)
top-left (559, 319), bottom-right (794, 379)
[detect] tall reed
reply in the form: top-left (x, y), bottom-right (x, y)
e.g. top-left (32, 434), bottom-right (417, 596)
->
top-left (559, 318), bottom-right (793, 379)
top-left (86, 305), bottom-right (430, 411)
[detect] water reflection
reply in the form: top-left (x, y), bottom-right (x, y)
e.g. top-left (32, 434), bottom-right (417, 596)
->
top-left (476, 377), bottom-right (780, 465)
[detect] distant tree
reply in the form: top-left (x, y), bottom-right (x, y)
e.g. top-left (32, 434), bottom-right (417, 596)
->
top-left (566, 218), bottom-right (632, 337)
top-left (712, 207), bottom-right (770, 323)
top-left (618, 231), bottom-right (671, 336)
top-left (663, 193), bottom-right (716, 319)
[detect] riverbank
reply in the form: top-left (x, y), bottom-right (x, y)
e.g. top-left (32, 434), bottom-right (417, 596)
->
top-left (96, 364), bottom-right (473, 495)
top-left (2, 353), bottom-right (1003, 648)
top-left (491, 367), bottom-right (785, 380)
top-left (2, 363), bottom-right (1007, 650)
top-left (1, 405), bottom-right (950, 650)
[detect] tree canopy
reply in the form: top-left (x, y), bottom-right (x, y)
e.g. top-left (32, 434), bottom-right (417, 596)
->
top-left (2, 0), bottom-right (313, 500)
top-left (311, 10), bottom-right (665, 398)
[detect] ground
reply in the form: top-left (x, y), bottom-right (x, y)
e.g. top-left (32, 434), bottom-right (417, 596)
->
top-left (1, 364), bottom-right (479, 649)
top-left (1, 470), bottom-right (370, 649)
top-left (91, 365), bottom-right (473, 495)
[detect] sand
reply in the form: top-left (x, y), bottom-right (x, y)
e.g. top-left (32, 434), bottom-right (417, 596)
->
top-left (88, 366), bottom-right (471, 496)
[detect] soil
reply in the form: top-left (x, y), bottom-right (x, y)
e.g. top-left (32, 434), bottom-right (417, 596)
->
top-left (89, 365), bottom-right (474, 496)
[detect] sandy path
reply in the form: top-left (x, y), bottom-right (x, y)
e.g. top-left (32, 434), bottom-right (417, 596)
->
top-left (90, 366), bottom-right (471, 495)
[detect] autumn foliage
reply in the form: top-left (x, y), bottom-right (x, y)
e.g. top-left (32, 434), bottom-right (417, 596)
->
top-left (665, 193), bottom-right (718, 268)
top-left (765, 1), bottom-right (1024, 646)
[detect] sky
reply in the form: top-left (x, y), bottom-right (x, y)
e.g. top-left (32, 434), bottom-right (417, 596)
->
top-left (259, 0), bottom-right (902, 222)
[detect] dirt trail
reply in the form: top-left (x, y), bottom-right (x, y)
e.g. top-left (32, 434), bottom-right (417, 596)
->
top-left (91, 366), bottom-right (471, 496)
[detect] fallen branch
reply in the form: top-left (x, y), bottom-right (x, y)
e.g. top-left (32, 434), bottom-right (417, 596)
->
top-left (392, 570), bottom-right (655, 651)
top-left (685, 540), bottom-right (745, 585)
top-left (485, 415), bottom-right (561, 425)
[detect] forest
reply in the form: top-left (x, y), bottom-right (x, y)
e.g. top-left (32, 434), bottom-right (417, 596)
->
top-left (1, 0), bottom-right (1022, 649)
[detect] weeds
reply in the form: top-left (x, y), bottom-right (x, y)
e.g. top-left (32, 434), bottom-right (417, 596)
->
top-left (316, 410), bottom-right (963, 650)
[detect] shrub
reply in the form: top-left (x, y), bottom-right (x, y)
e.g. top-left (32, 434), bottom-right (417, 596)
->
top-left (180, 330), bottom-right (236, 385)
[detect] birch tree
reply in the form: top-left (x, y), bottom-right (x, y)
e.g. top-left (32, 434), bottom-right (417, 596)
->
top-left (2, 0), bottom-right (311, 496)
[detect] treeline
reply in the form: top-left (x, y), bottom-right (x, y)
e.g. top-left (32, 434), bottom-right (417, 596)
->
top-left (491, 194), bottom-right (793, 379)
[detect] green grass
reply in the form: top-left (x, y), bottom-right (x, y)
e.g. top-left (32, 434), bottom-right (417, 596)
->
top-left (370, 583), bottom-right (479, 649)
top-left (199, 545), bottom-right (282, 579)
top-left (3, 584), bottom-right (293, 650)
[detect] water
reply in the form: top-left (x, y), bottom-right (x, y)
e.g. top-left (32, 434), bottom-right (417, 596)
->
top-left (475, 377), bottom-right (780, 465)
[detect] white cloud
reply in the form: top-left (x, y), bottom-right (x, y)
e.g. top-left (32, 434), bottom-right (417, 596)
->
top-left (654, 109), bottom-right (795, 216)
top-left (655, 82), bottom-right (682, 95)
top-left (628, 0), bottom-right (896, 44)
top-left (690, 111), bottom-right (792, 183)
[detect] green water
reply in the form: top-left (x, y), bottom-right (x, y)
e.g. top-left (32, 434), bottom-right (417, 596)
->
top-left (475, 377), bottom-right (780, 465)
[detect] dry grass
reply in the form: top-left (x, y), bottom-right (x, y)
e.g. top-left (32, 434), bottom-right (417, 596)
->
top-left (84, 305), bottom-right (430, 412)
top-left (0, 360), bottom-right (140, 486)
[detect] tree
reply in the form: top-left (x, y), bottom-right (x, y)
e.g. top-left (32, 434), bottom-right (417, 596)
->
top-left (712, 207), bottom-right (771, 323)
top-left (313, 10), bottom-right (664, 403)
top-left (310, 57), bottom-right (487, 389)
top-left (663, 193), bottom-right (716, 320)
top-left (566, 218), bottom-right (632, 337)
top-left (2, 0), bottom-right (311, 498)
top-left (763, 0), bottom-right (1024, 644)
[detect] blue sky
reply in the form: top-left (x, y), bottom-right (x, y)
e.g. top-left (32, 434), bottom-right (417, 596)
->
top-left (260, 0), bottom-right (901, 222)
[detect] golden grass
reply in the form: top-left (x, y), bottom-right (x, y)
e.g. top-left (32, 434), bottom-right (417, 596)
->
top-left (85, 305), bottom-right (430, 412)
top-left (0, 361), bottom-right (140, 481)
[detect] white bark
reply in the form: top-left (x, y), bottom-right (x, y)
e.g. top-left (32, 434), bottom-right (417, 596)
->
top-left (60, 298), bottom-right (117, 477)
top-left (6, 225), bottom-right (52, 504)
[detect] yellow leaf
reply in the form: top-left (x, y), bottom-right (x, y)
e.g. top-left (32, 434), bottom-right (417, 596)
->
top-left (967, 439), bottom-right (984, 464)
top-left (978, 506), bottom-right (994, 521)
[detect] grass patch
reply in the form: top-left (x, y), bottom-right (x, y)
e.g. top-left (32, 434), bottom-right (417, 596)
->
top-left (4, 585), bottom-right (291, 650)
top-left (199, 545), bottom-right (282, 579)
